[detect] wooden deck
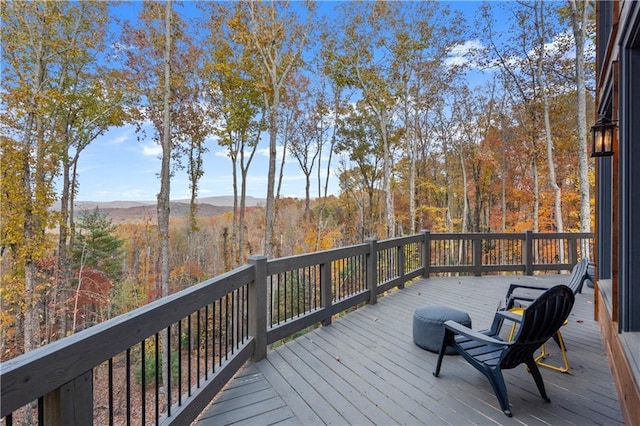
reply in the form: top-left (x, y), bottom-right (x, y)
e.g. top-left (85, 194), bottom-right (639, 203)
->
top-left (195, 276), bottom-right (623, 425)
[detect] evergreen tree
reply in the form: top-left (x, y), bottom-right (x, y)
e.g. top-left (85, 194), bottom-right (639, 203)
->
top-left (72, 208), bottom-right (124, 281)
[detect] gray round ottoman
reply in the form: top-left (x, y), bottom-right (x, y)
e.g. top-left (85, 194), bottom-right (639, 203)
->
top-left (413, 305), bottom-right (471, 354)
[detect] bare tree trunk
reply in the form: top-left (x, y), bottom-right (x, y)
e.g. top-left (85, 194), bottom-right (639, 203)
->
top-left (264, 101), bottom-right (278, 257)
top-left (532, 153), bottom-right (540, 233)
top-left (316, 85), bottom-right (338, 251)
top-left (534, 0), bottom-right (564, 266)
top-left (380, 109), bottom-right (395, 238)
top-left (231, 152), bottom-right (239, 267)
top-left (568, 0), bottom-right (591, 232)
top-left (158, 0), bottom-right (173, 395)
top-left (458, 150), bottom-right (469, 234)
top-left (239, 129), bottom-right (260, 263)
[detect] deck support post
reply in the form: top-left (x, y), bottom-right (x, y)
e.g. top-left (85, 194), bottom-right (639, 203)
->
top-left (249, 255), bottom-right (268, 361)
top-left (42, 370), bottom-right (92, 426)
top-left (366, 238), bottom-right (378, 305)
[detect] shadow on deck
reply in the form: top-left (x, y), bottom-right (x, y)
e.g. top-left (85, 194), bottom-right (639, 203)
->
top-left (196, 276), bottom-right (622, 425)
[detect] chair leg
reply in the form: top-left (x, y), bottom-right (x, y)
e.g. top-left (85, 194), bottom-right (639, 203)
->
top-left (525, 358), bottom-right (550, 402)
top-left (433, 329), bottom-right (452, 377)
top-left (536, 330), bottom-right (570, 373)
top-left (484, 368), bottom-right (512, 417)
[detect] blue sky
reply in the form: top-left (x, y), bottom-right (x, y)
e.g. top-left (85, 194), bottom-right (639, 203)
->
top-left (76, 125), bottom-right (316, 202)
top-left (74, 1), bottom-right (502, 203)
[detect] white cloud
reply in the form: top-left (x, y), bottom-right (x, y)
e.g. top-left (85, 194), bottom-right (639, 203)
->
top-left (449, 39), bottom-right (485, 56)
top-left (446, 39), bottom-right (486, 70)
top-left (141, 143), bottom-right (162, 157)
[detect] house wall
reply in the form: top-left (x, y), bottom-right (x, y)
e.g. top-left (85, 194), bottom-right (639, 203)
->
top-left (596, 1), bottom-right (640, 424)
top-left (597, 297), bottom-right (640, 424)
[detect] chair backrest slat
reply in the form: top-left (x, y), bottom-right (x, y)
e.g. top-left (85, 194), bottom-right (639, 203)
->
top-left (567, 258), bottom-right (589, 294)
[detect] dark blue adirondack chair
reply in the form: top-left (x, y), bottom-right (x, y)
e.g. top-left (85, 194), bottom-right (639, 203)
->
top-left (498, 257), bottom-right (589, 371)
top-left (502, 257), bottom-right (589, 310)
top-left (433, 285), bottom-right (575, 417)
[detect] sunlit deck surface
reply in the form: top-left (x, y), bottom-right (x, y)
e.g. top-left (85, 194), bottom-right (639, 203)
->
top-left (196, 275), bottom-right (623, 425)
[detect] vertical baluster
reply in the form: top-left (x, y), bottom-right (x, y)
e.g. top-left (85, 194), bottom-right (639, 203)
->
top-left (225, 294), bottom-right (229, 360)
top-left (38, 396), bottom-right (43, 425)
top-left (197, 309), bottom-right (201, 386)
top-left (178, 320), bottom-right (182, 405)
top-left (155, 333), bottom-right (159, 426)
top-left (187, 314), bottom-right (192, 395)
top-left (212, 301), bottom-right (216, 373)
top-left (166, 326), bottom-right (171, 418)
top-left (205, 305), bottom-right (209, 377)
top-left (219, 298), bottom-right (224, 366)
top-left (126, 348), bottom-right (131, 425)
top-left (141, 341), bottom-right (146, 425)
top-left (109, 357), bottom-right (114, 426)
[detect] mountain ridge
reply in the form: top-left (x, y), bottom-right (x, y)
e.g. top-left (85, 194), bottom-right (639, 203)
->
top-left (60, 196), bottom-right (266, 224)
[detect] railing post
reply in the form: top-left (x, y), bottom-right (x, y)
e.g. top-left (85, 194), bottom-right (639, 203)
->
top-left (320, 261), bottom-right (332, 326)
top-left (43, 371), bottom-right (93, 426)
top-left (524, 230), bottom-right (534, 275)
top-left (366, 238), bottom-right (378, 305)
top-left (473, 235), bottom-right (483, 276)
top-left (248, 255), bottom-right (268, 361)
top-left (568, 235), bottom-right (578, 266)
top-left (421, 230), bottom-right (431, 278)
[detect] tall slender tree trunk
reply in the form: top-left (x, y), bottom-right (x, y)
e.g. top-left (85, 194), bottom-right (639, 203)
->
top-left (265, 99), bottom-right (278, 257)
top-left (532, 153), bottom-right (540, 233)
top-left (231, 149), bottom-right (239, 267)
top-left (569, 0), bottom-right (591, 232)
top-left (316, 86), bottom-right (338, 251)
top-left (458, 150), bottom-right (469, 234)
top-left (380, 109), bottom-right (395, 238)
top-left (158, 0), bottom-right (173, 394)
top-left (534, 0), bottom-right (564, 256)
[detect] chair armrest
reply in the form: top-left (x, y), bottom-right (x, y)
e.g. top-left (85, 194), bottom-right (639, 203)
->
top-left (496, 310), bottom-right (523, 324)
top-left (443, 320), bottom-right (511, 347)
top-left (505, 282), bottom-right (548, 297)
top-left (504, 283), bottom-right (548, 308)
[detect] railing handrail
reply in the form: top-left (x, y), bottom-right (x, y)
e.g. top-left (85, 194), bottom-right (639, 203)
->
top-left (1, 265), bottom-right (255, 418)
top-left (0, 231), bottom-right (593, 424)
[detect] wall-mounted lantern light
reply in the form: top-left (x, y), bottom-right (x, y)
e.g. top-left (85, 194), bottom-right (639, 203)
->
top-left (591, 115), bottom-right (615, 157)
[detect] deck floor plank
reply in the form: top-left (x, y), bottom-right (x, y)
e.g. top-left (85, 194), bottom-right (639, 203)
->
top-left (197, 276), bottom-right (623, 425)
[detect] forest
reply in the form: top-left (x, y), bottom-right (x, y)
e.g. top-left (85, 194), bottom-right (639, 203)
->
top-left (1, 0), bottom-right (594, 361)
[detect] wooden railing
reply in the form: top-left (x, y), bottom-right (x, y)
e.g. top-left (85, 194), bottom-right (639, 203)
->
top-left (0, 231), bottom-right (592, 425)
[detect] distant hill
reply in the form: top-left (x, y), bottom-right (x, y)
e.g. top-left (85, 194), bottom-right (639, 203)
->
top-left (58, 196), bottom-right (265, 224)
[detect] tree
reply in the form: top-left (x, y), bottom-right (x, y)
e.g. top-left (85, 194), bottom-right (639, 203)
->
top-left (51, 2), bottom-right (128, 339)
top-left (121, 0), bottom-right (201, 396)
top-left (284, 74), bottom-right (321, 217)
top-left (327, 1), bottom-right (399, 237)
top-left (1, 2), bottom-right (74, 360)
top-left (243, 0), bottom-right (314, 257)
top-left (335, 103), bottom-right (384, 239)
top-left (70, 208), bottom-right (124, 332)
top-left (202, 1), bottom-right (265, 266)
top-left (565, 0), bottom-right (594, 232)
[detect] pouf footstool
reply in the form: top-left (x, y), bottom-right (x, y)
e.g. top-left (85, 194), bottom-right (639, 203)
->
top-left (413, 305), bottom-right (472, 354)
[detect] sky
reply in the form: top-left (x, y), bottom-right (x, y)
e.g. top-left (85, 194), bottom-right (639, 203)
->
top-left (73, 1), bottom-right (503, 203)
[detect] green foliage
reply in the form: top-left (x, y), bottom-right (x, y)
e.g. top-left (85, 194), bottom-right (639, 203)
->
top-left (134, 348), bottom-right (180, 387)
top-left (73, 208), bottom-right (125, 281)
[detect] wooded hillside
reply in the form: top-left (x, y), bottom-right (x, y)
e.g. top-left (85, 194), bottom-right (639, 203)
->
top-left (1, 0), bottom-right (594, 360)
